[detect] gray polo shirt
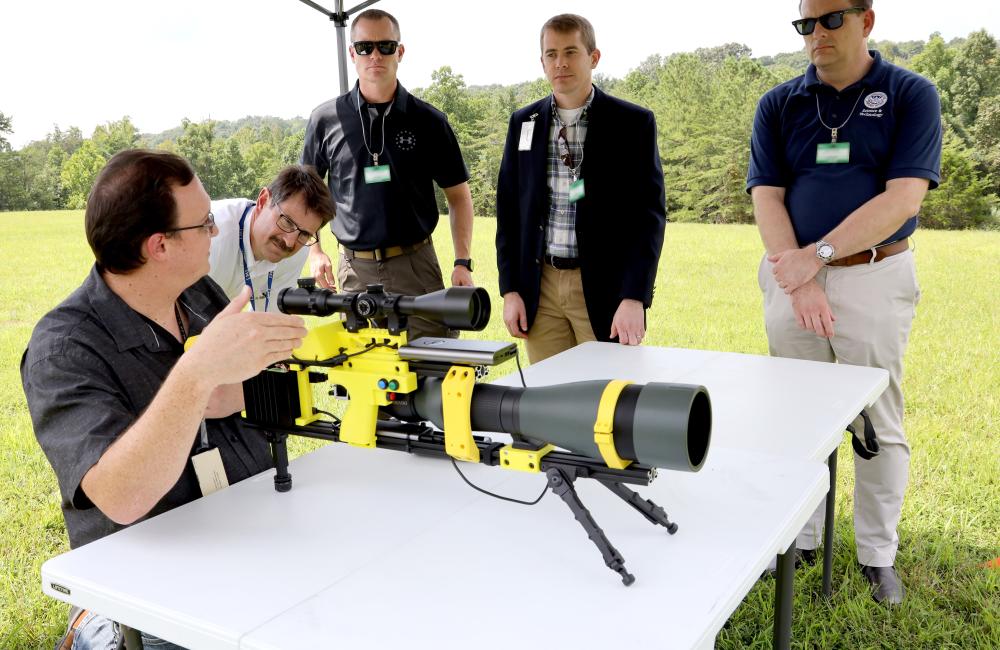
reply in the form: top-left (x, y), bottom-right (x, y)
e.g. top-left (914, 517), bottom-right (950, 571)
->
top-left (21, 266), bottom-right (274, 548)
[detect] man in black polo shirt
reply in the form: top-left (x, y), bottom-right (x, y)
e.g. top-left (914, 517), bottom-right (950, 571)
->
top-left (747, 0), bottom-right (942, 604)
top-left (21, 150), bottom-right (306, 648)
top-left (301, 8), bottom-right (474, 341)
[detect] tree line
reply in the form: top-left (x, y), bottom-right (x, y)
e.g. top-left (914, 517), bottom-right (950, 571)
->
top-left (1, 31), bottom-right (997, 229)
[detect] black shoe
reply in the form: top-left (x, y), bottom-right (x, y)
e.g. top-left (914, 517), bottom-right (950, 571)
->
top-left (860, 564), bottom-right (905, 604)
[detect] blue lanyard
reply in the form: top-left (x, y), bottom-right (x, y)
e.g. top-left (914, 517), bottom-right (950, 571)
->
top-left (238, 202), bottom-right (273, 312)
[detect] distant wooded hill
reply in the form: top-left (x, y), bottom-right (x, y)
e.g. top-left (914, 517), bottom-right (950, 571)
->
top-left (2, 32), bottom-right (996, 228)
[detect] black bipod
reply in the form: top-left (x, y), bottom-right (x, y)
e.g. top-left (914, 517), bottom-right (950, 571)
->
top-left (546, 467), bottom-right (678, 586)
top-left (266, 431), bottom-right (293, 493)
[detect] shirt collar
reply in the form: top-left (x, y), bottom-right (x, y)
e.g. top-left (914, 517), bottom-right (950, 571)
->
top-left (550, 86), bottom-right (596, 123)
top-left (86, 265), bottom-right (217, 353)
top-left (804, 49), bottom-right (886, 93)
top-left (352, 80), bottom-right (411, 114)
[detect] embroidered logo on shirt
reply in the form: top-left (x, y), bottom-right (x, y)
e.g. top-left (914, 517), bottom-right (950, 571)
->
top-left (864, 92), bottom-right (887, 109)
top-left (861, 91), bottom-right (887, 118)
top-left (395, 130), bottom-right (417, 151)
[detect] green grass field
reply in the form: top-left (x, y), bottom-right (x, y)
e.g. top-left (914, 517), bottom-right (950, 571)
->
top-left (1, 211), bottom-right (997, 648)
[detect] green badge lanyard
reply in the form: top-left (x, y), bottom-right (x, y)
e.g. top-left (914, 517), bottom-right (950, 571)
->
top-left (357, 91), bottom-right (393, 183)
top-left (554, 104), bottom-right (587, 202)
top-left (815, 89), bottom-right (865, 164)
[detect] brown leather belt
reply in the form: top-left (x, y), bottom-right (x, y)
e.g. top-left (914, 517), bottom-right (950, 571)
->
top-left (828, 238), bottom-right (909, 267)
top-left (57, 608), bottom-right (90, 650)
top-left (343, 237), bottom-right (431, 262)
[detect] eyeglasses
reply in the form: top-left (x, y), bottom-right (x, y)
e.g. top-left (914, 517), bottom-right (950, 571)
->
top-left (273, 202), bottom-right (319, 247)
top-left (352, 40), bottom-right (399, 56)
top-left (165, 211), bottom-right (216, 235)
top-left (792, 7), bottom-right (867, 36)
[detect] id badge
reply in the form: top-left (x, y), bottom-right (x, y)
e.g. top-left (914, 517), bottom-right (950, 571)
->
top-left (364, 165), bottom-right (391, 183)
top-left (518, 121), bottom-right (535, 151)
top-left (816, 142), bottom-right (850, 164)
top-left (569, 178), bottom-right (585, 203)
top-left (191, 447), bottom-right (230, 496)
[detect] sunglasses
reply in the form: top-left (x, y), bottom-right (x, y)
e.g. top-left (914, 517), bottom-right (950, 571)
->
top-left (352, 40), bottom-right (399, 56)
top-left (792, 7), bottom-right (866, 36)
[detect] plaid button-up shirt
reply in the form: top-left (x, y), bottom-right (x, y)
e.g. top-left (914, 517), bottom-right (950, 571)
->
top-left (546, 89), bottom-right (594, 258)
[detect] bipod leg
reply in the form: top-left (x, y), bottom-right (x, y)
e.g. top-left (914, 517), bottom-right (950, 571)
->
top-left (597, 479), bottom-right (678, 534)
top-left (266, 431), bottom-right (293, 493)
top-left (546, 467), bottom-right (636, 586)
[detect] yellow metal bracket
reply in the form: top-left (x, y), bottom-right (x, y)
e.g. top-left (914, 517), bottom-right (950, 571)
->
top-left (594, 380), bottom-right (633, 469)
top-left (442, 366), bottom-right (480, 462)
top-left (499, 444), bottom-right (554, 473)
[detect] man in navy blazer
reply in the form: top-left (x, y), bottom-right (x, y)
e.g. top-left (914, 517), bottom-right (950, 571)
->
top-left (496, 14), bottom-right (666, 362)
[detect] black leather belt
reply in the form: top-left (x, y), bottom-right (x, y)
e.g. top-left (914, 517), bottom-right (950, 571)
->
top-left (544, 254), bottom-right (580, 270)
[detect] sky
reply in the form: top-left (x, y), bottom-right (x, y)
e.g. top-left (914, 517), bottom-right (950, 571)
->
top-left (3, 0), bottom-right (997, 149)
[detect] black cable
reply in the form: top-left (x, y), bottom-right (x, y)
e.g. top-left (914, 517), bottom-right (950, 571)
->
top-left (312, 408), bottom-right (341, 423)
top-left (515, 351), bottom-right (527, 388)
top-left (288, 341), bottom-right (394, 367)
top-left (450, 458), bottom-right (548, 505)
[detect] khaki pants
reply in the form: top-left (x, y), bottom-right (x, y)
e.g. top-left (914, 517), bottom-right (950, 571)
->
top-left (759, 249), bottom-right (920, 567)
top-left (338, 240), bottom-right (457, 341)
top-left (526, 265), bottom-right (597, 363)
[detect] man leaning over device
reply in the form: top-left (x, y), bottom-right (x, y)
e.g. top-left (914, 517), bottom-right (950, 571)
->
top-left (208, 164), bottom-right (334, 311)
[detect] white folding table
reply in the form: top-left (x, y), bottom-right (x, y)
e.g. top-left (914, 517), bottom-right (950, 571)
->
top-left (41, 343), bottom-right (888, 649)
top-left (43, 443), bottom-right (826, 650)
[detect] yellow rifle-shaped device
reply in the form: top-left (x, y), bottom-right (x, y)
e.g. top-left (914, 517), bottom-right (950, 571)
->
top-left (240, 280), bottom-right (712, 585)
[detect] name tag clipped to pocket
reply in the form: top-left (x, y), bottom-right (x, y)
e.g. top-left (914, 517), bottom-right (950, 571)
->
top-left (191, 421), bottom-right (230, 497)
top-left (518, 120), bottom-right (535, 151)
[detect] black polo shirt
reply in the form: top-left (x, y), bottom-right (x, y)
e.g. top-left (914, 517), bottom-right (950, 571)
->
top-left (21, 266), bottom-right (274, 548)
top-left (747, 50), bottom-right (942, 246)
top-left (302, 81), bottom-right (469, 250)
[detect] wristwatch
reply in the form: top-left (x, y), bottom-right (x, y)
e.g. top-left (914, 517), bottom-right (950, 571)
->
top-left (454, 258), bottom-right (474, 272)
top-left (815, 240), bottom-right (835, 264)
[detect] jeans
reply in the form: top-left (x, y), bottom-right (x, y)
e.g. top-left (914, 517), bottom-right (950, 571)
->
top-left (70, 610), bottom-right (188, 650)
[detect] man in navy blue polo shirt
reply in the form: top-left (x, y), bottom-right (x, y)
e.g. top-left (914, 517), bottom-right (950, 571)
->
top-left (747, 0), bottom-right (941, 604)
top-left (302, 8), bottom-right (475, 342)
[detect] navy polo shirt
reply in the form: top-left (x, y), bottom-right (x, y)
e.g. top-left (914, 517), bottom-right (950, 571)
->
top-left (747, 51), bottom-right (942, 247)
top-left (302, 82), bottom-right (469, 251)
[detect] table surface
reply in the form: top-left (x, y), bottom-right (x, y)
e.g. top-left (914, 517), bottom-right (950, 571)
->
top-left (494, 342), bottom-right (889, 462)
top-left (44, 445), bottom-right (826, 649)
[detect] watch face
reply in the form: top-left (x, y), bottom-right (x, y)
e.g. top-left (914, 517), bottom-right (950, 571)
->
top-left (818, 244), bottom-right (834, 260)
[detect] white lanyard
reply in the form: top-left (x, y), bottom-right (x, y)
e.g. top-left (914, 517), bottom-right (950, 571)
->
top-left (356, 91), bottom-right (393, 166)
top-left (815, 89), bottom-right (865, 143)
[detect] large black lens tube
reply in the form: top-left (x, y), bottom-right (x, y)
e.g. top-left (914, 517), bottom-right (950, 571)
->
top-left (412, 379), bottom-right (711, 472)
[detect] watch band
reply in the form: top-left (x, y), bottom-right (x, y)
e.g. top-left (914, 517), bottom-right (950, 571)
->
top-left (454, 258), bottom-right (473, 271)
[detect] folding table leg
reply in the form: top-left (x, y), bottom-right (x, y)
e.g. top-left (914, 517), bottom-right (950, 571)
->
top-left (823, 448), bottom-right (838, 598)
top-left (773, 540), bottom-right (795, 650)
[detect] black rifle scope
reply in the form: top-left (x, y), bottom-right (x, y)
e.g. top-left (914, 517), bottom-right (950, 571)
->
top-left (278, 280), bottom-right (491, 332)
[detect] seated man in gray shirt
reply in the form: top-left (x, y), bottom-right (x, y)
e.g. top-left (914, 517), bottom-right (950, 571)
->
top-left (21, 149), bottom-right (307, 650)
